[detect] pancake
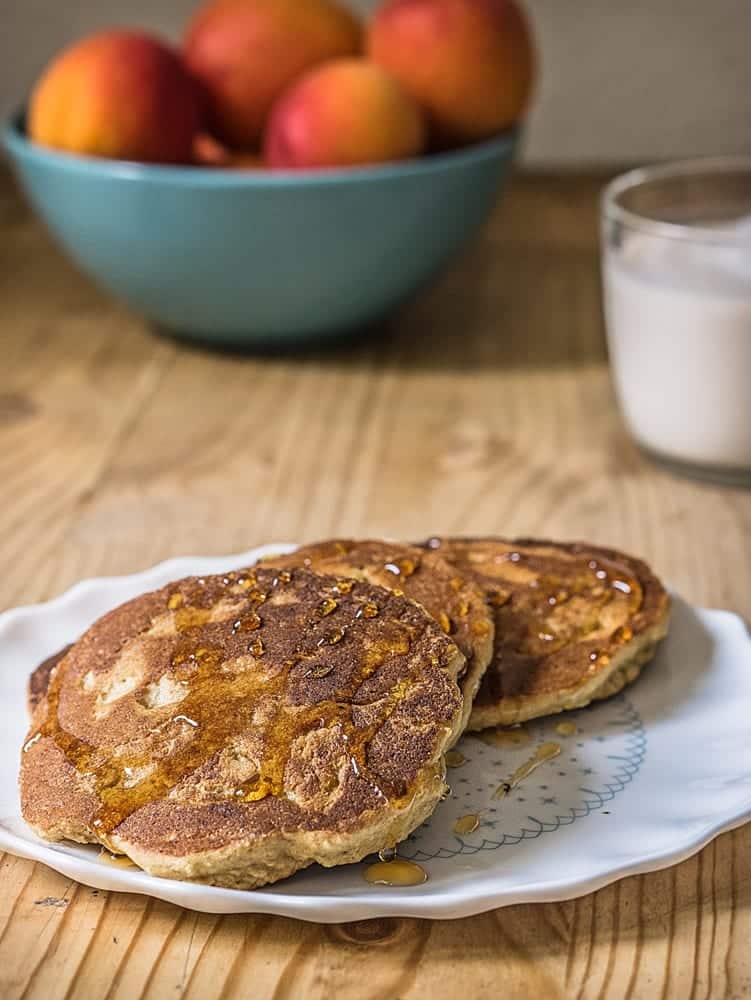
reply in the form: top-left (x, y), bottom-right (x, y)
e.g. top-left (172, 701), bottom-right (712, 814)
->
top-left (21, 566), bottom-right (464, 889)
top-left (28, 646), bottom-right (71, 712)
top-left (422, 537), bottom-right (670, 730)
top-left (263, 540), bottom-right (494, 737)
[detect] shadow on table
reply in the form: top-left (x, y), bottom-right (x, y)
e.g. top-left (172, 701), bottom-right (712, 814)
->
top-left (159, 223), bottom-right (606, 373)
top-left (365, 172), bottom-right (609, 373)
top-left (373, 242), bottom-right (607, 373)
top-left (302, 174), bottom-right (607, 371)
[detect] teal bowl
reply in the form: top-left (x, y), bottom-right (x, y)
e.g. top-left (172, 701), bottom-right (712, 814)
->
top-left (3, 113), bottom-right (518, 348)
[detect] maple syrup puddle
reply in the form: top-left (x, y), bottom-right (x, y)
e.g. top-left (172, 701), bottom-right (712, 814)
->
top-left (474, 726), bottom-right (531, 749)
top-left (453, 813), bottom-right (480, 836)
top-left (447, 742), bottom-right (563, 837)
top-left (30, 570), bottom-right (430, 840)
top-left (494, 742), bottom-right (561, 799)
top-left (554, 720), bottom-right (577, 737)
top-left (98, 849), bottom-right (140, 870)
top-left (364, 858), bottom-right (427, 887)
top-left (445, 749), bottom-right (466, 768)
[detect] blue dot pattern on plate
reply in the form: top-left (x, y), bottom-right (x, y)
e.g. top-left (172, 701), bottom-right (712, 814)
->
top-left (398, 694), bottom-right (645, 862)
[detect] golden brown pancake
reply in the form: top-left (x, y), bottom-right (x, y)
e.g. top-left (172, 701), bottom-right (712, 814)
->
top-left (264, 540), bottom-right (494, 737)
top-left (21, 566), bottom-right (464, 888)
top-left (28, 646), bottom-right (71, 712)
top-left (423, 537), bottom-right (670, 730)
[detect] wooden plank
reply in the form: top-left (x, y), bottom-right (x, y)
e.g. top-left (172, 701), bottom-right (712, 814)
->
top-left (0, 168), bottom-right (748, 999)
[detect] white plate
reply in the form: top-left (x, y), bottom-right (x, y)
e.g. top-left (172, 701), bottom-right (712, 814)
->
top-left (1, 544), bottom-right (750, 922)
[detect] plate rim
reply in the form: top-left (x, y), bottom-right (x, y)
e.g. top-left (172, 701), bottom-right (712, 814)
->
top-left (1, 544), bottom-right (750, 922)
top-left (2, 800), bottom-right (750, 921)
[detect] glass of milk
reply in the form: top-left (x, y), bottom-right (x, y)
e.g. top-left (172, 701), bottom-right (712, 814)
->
top-left (602, 159), bottom-right (751, 486)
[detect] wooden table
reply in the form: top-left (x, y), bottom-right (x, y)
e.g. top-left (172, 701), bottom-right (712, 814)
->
top-left (1, 168), bottom-right (749, 1000)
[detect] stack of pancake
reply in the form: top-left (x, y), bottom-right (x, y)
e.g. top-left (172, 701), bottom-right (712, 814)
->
top-left (21, 538), bottom-right (670, 889)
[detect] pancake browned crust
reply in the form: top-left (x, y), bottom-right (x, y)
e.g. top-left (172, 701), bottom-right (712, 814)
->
top-left (263, 540), bottom-right (494, 737)
top-left (28, 646), bottom-right (71, 712)
top-left (423, 538), bottom-right (670, 730)
top-left (21, 566), bottom-right (464, 889)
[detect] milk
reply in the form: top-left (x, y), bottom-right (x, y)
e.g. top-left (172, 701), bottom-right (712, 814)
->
top-left (604, 225), bottom-right (751, 472)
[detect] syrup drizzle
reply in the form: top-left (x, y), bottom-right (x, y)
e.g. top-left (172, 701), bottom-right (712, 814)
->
top-left (30, 570), bottom-right (439, 842)
top-left (364, 857), bottom-right (427, 887)
top-left (554, 720), bottom-right (577, 737)
top-left (445, 749), bottom-right (466, 768)
top-left (98, 849), bottom-right (139, 870)
top-left (474, 726), bottom-right (530, 748)
top-left (494, 742), bottom-right (561, 799)
top-left (437, 543), bottom-right (645, 685)
top-left (453, 813), bottom-right (480, 836)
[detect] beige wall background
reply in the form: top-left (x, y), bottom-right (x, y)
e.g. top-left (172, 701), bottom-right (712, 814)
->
top-left (2, 0), bottom-right (749, 167)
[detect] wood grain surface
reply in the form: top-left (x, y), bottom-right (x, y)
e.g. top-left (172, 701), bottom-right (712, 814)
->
top-left (1, 169), bottom-right (749, 1000)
